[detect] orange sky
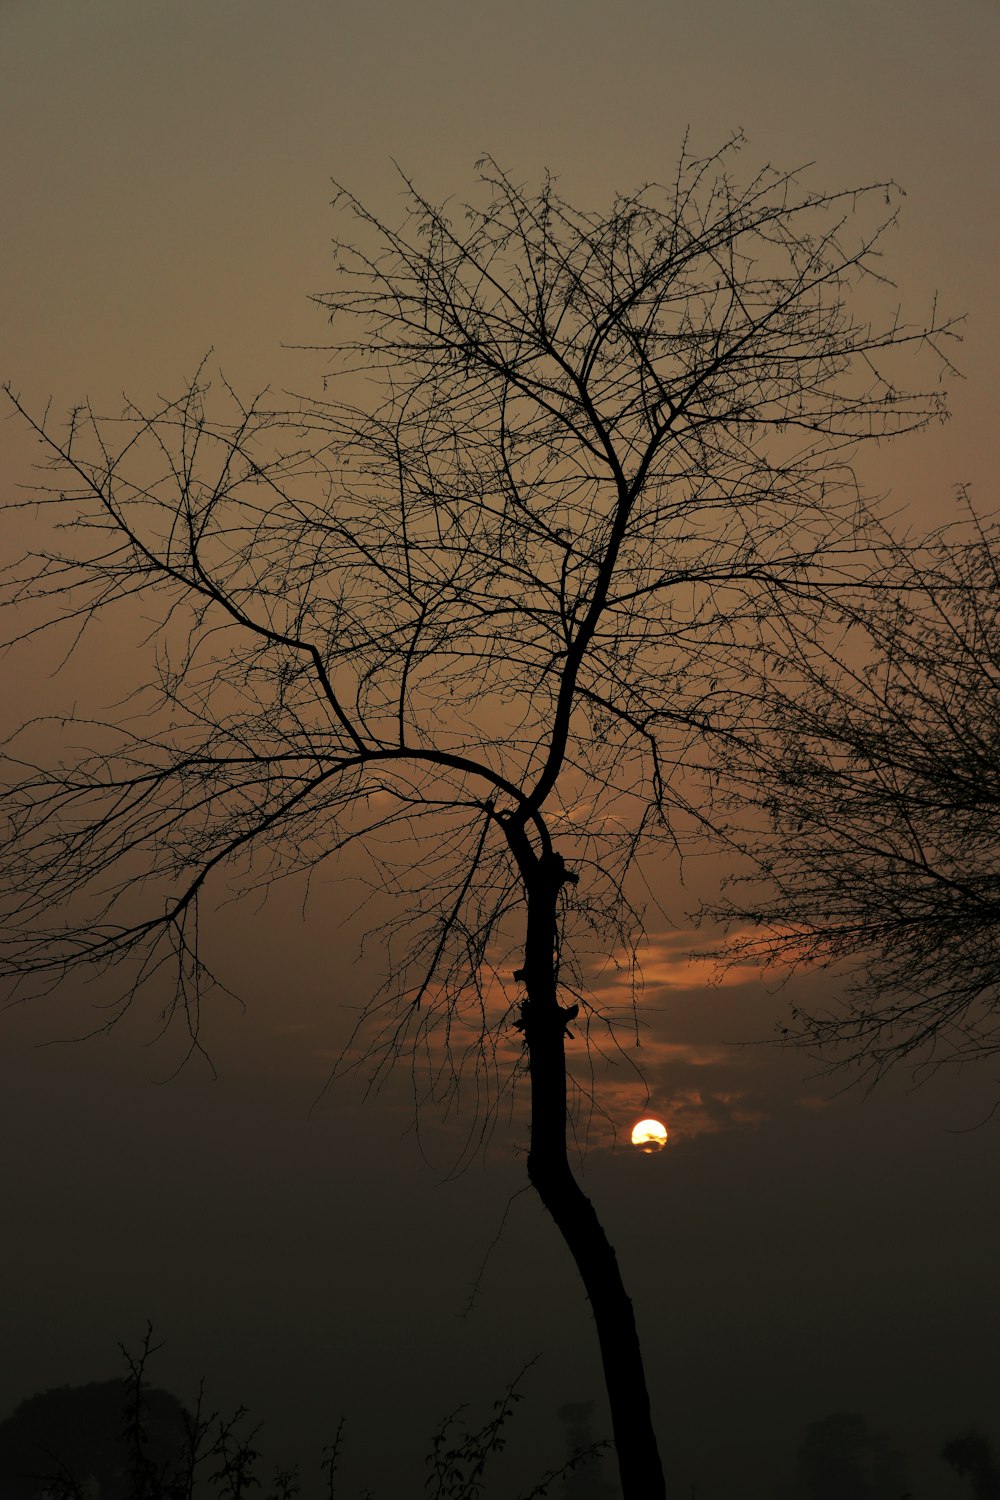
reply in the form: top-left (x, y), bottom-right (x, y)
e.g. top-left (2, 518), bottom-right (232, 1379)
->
top-left (2, 3), bottom-right (1000, 1495)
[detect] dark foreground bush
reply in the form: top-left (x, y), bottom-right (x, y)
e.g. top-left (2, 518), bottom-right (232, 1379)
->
top-left (0, 1329), bottom-right (610, 1500)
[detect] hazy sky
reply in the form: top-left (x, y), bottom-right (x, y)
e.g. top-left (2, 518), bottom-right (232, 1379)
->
top-left (2, 2), bottom-right (999, 1496)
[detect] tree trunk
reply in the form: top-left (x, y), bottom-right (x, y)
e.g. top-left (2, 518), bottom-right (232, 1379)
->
top-left (518, 851), bottom-right (666, 1500)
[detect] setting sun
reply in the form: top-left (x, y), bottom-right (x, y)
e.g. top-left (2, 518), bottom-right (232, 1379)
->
top-left (631, 1118), bottom-right (668, 1153)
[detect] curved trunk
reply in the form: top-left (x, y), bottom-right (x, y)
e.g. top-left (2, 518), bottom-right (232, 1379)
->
top-left (517, 851), bottom-right (666, 1500)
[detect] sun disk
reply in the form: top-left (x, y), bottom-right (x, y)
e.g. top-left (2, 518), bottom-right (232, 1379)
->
top-left (631, 1117), bottom-right (668, 1153)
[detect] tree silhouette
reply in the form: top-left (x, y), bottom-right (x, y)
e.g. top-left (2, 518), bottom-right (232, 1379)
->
top-left (556, 1403), bottom-right (615, 1499)
top-left (709, 502), bottom-right (1000, 1080)
top-left (0, 139), bottom-right (956, 1497)
top-left (943, 1429), bottom-right (1000, 1500)
top-left (0, 1379), bottom-right (188, 1500)
top-left (793, 1412), bottom-right (909, 1500)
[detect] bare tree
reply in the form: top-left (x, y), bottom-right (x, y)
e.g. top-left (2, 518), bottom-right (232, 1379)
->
top-left (0, 138), bottom-right (957, 1497)
top-left (710, 500), bottom-right (1000, 1082)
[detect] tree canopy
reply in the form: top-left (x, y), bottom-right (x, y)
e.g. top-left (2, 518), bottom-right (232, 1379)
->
top-left (711, 498), bottom-right (1000, 1080)
top-left (1, 142), bottom-right (956, 1079)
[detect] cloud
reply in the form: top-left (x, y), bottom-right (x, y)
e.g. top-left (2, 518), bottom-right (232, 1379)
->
top-left (307, 924), bottom-right (836, 1159)
top-left (558, 925), bottom-right (846, 1151)
top-left (586, 924), bottom-right (804, 1006)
